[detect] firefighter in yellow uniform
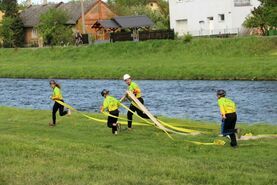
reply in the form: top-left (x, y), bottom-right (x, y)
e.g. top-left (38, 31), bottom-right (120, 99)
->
top-left (100, 89), bottom-right (120, 135)
top-left (122, 74), bottom-right (150, 129)
top-left (217, 90), bottom-right (239, 147)
top-left (49, 80), bottom-right (71, 126)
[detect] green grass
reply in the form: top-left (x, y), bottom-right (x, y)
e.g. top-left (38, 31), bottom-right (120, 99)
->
top-left (0, 106), bottom-right (277, 185)
top-left (0, 36), bottom-right (276, 80)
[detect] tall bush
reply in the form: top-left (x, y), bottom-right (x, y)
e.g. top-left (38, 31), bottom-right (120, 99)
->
top-left (0, 0), bottom-right (24, 47)
top-left (244, 0), bottom-right (277, 35)
top-left (36, 8), bottom-right (73, 46)
top-left (107, 0), bottom-right (169, 30)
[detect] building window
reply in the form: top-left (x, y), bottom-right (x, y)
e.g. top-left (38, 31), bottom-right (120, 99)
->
top-left (218, 14), bottom-right (225, 21)
top-left (207, 17), bottom-right (214, 21)
top-left (234, 0), bottom-right (251, 6)
top-left (176, 0), bottom-right (183, 3)
top-left (31, 28), bottom-right (38, 38)
top-left (199, 20), bottom-right (205, 24)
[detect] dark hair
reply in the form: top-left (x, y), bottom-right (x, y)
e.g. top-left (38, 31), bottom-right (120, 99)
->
top-left (101, 89), bottom-right (109, 97)
top-left (217, 89), bottom-right (226, 97)
top-left (49, 80), bottom-right (61, 89)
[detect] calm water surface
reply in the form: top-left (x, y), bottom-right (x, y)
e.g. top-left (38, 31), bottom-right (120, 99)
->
top-left (0, 79), bottom-right (276, 124)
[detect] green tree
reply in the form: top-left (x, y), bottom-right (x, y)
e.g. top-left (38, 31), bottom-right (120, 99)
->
top-left (0, 0), bottom-right (24, 47)
top-left (0, 0), bottom-right (3, 10)
top-left (36, 8), bottom-right (73, 46)
top-left (244, 0), bottom-right (277, 35)
top-left (1, 0), bottom-right (17, 16)
top-left (0, 17), bottom-right (14, 47)
top-left (129, 5), bottom-right (169, 30)
top-left (107, 0), bottom-right (147, 7)
top-left (107, 0), bottom-right (169, 29)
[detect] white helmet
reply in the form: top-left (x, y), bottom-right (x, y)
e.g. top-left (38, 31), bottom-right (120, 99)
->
top-left (123, 74), bottom-right (131, 81)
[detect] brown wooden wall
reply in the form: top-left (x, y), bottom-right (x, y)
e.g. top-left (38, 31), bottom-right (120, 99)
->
top-left (24, 28), bottom-right (39, 46)
top-left (76, 1), bottom-right (117, 40)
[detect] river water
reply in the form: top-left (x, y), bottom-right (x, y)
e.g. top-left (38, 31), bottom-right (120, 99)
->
top-left (0, 79), bottom-right (276, 124)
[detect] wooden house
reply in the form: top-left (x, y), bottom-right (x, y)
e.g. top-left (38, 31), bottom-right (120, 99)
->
top-left (20, 0), bottom-right (116, 46)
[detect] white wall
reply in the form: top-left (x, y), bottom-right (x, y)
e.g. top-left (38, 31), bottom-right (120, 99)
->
top-left (169, 0), bottom-right (260, 36)
top-left (231, 0), bottom-right (260, 29)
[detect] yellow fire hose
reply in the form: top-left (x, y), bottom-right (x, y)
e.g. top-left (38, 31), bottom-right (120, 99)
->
top-left (55, 100), bottom-right (148, 126)
top-left (158, 119), bottom-right (202, 135)
top-left (56, 100), bottom-right (227, 145)
top-left (129, 100), bottom-right (212, 134)
top-left (239, 133), bottom-right (277, 140)
top-left (119, 101), bottom-right (226, 145)
top-left (119, 102), bottom-right (174, 140)
top-left (101, 111), bottom-right (150, 126)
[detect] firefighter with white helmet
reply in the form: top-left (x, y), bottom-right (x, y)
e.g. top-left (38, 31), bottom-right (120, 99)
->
top-left (121, 74), bottom-right (150, 129)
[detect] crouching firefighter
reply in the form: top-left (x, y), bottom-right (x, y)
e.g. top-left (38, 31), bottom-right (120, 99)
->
top-left (100, 89), bottom-right (120, 135)
top-left (217, 90), bottom-right (240, 148)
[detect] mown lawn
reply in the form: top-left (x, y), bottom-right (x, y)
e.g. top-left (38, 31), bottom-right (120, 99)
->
top-left (0, 37), bottom-right (276, 80)
top-left (0, 107), bottom-right (276, 185)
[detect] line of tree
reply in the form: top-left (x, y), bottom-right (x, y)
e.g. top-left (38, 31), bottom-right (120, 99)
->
top-left (107, 0), bottom-right (170, 30)
top-left (0, 0), bottom-right (24, 48)
top-left (244, 0), bottom-right (277, 36)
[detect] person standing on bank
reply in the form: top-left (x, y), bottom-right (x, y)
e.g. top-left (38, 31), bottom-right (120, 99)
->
top-left (49, 80), bottom-right (71, 126)
top-left (100, 89), bottom-right (120, 135)
top-left (121, 74), bottom-right (150, 130)
top-left (217, 90), bottom-right (240, 148)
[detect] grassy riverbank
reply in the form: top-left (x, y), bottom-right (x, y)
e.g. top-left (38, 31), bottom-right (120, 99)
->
top-left (0, 107), bottom-right (276, 185)
top-left (0, 37), bottom-right (277, 80)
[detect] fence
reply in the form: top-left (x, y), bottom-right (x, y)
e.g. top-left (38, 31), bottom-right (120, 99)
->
top-left (110, 32), bottom-right (133, 42)
top-left (186, 28), bottom-right (241, 37)
top-left (110, 30), bottom-right (174, 42)
top-left (234, 0), bottom-right (251, 6)
top-left (139, 30), bottom-right (175, 41)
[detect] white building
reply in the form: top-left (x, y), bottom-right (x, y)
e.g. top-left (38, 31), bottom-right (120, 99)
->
top-left (169, 0), bottom-right (260, 36)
